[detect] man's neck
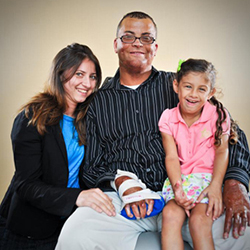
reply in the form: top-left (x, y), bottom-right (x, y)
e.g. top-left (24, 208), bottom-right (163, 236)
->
top-left (119, 67), bottom-right (152, 86)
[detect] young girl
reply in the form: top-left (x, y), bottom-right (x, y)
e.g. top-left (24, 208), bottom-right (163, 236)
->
top-left (158, 59), bottom-right (237, 250)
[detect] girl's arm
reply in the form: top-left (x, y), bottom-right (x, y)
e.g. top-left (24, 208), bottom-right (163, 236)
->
top-left (161, 132), bottom-right (194, 216)
top-left (196, 133), bottom-right (229, 220)
top-left (161, 131), bottom-right (182, 186)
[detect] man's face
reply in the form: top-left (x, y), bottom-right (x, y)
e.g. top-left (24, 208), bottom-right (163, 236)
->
top-left (114, 17), bottom-right (158, 73)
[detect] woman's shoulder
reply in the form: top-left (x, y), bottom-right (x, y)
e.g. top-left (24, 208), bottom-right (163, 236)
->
top-left (11, 108), bottom-right (41, 142)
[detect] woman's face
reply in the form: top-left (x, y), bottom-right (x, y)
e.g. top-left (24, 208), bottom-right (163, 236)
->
top-left (63, 58), bottom-right (97, 112)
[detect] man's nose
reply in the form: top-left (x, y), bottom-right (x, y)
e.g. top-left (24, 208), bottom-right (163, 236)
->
top-left (133, 37), bottom-right (143, 46)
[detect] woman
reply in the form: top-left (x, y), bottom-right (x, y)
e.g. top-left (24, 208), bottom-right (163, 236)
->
top-left (0, 43), bottom-right (115, 249)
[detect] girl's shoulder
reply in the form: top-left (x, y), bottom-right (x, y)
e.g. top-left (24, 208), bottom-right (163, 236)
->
top-left (159, 107), bottom-right (179, 127)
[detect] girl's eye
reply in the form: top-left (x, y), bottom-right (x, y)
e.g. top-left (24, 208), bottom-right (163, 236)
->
top-left (199, 88), bottom-right (206, 92)
top-left (185, 85), bottom-right (191, 89)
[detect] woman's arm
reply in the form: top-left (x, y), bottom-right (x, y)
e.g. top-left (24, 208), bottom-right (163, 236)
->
top-left (12, 111), bottom-right (116, 217)
top-left (11, 111), bottom-right (81, 217)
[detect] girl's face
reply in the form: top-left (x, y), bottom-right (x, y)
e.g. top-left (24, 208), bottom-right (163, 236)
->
top-left (173, 72), bottom-right (215, 118)
top-left (63, 58), bottom-right (97, 111)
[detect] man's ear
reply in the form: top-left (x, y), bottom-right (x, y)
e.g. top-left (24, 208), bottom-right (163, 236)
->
top-left (114, 38), bottom-right (118, 53)
top-left (153, 43), bottom-right (158, 57)
top-left (173, 79), bottom-right (179, 94)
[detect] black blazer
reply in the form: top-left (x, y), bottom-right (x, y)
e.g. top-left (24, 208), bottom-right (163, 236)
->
top-left (0, 110), bottom-right (84, 239)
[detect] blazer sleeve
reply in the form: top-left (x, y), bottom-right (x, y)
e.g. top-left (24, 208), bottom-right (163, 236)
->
top-left (11, 111), bottom-right (82, 217)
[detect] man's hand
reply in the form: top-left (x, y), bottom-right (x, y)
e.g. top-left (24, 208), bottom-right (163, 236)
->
top-left (223, 179), bottom-right (250, 239)
top-left (115, 176), bottom-right (154, 219)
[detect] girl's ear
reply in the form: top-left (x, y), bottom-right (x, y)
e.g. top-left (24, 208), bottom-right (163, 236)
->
top-left (208, 88), bottom-right (216, 99)
top-left (173, 79), bottom-right (179, 94)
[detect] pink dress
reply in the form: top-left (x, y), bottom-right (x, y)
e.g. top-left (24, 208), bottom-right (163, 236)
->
top-left (158, 101), bottom-right (230, 203)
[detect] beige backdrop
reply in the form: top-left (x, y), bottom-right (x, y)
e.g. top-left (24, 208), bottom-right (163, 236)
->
top-left (0, 0), bottom-right (250, 201)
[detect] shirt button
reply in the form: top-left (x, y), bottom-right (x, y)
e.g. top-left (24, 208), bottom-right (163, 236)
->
top-left (135, 110), bottom-right (139, 113)
top-left (146, 168), bottom-right (151, 172)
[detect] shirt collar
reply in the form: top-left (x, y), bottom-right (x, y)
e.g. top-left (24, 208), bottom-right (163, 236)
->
top-left (112, 66), bottom-right (159, 90)
top-left (171, 101), bottom-right (216, 124)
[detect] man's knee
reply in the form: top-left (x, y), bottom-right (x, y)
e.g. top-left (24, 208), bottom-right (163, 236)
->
top-left (56, 223), bottom-right (91, 250)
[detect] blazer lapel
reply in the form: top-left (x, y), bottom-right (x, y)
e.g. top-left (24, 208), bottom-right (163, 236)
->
top-left (51, 125), bottom-right (68, 164)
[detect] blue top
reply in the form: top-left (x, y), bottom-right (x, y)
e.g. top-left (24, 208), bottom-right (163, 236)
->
top-left (60, 114), bottom-right (84, 188)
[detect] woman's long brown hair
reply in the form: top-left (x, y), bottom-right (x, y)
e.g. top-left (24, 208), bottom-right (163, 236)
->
top-left (21, 43), bottom-right (102, 145)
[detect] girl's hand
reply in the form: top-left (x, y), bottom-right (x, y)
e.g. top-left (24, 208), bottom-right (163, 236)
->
top-left (76, 188), bottom-right (116, 217)
top-left (173, 181), bottom-right (194, 217)
top-left (196, 184), bottom-right (223, 220)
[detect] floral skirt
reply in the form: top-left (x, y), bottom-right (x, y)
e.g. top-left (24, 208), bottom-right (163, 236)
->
top-left (162, 173), bottom-right (212, 204)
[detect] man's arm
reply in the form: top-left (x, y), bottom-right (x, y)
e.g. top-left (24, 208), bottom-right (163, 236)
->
top-left (223, 127), bottom-right (250, 239)
top-left (82, 107), bottom-right (116, 189)
top-left (226, 127), bottom-right (250, 189)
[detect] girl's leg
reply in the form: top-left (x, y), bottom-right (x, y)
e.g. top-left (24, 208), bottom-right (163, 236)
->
top-left (161, 200), bottom-right (186, 250)
top-left (189, 203), bottom-right (214, 250)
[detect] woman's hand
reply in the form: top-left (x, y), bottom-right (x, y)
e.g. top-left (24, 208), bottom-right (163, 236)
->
top-left (76, 188), bottom-right (116, 217)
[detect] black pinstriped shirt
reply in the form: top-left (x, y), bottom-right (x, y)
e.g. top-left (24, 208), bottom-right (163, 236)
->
top-left (82, 67), bottom-right (250, 191)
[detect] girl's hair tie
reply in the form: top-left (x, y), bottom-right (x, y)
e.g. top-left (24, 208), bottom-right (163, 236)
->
top-left (177, 59), bottom-right (185, 72)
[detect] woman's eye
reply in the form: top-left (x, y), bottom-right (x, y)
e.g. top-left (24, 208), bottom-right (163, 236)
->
top-left (76, 72), bottom-right (83, 77)
top-left (90, 75), bottom-right (97, 80)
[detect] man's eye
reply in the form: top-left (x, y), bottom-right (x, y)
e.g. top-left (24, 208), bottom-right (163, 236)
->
top-left (141, 36), bottom-right (151, 41)
top-left (124, 35), bottom-right (134, 39)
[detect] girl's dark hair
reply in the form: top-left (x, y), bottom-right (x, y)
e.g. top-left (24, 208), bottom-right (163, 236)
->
top-left (177, 58), bottom-right (238, 146)
top-left (22, 43), bottom-right (102, 145)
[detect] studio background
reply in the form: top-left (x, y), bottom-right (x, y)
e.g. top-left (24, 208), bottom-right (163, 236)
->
top-left (0, 0), bottom-right (249, 201)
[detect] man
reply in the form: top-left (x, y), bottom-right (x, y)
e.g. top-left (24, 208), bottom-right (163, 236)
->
top-left (56, 11), bottom-right (250, 250)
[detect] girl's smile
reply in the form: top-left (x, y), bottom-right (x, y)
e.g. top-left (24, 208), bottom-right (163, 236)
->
top-left (173, 72), bottom-right (215, 126)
